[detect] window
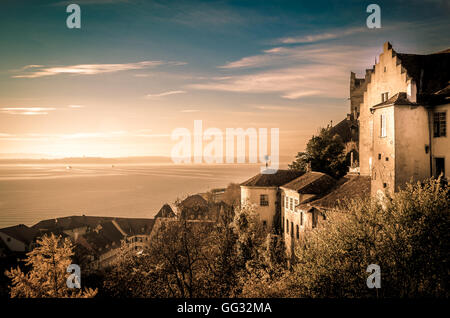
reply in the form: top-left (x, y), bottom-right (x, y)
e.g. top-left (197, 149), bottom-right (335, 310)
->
top-left (286, 220), bottom-right (289, 234)
top-left (285, 196), bottom-right (289, 209)
top-left (435, 157), bottom-right (445, 178)
top-left (289, 198), bottom-right (293, 210)
top-left (296, 225), bottom-right (299, 239)
top-left (300, 212), bottom-right (303, 225)
top-left (383, 183), bottom-right (387, 188)
top-left (262, 220), bottom-right (267, 228)
top-left (291, 222), bottom-right (294, 237)
top-left (260, 194), bottom-right (269, 206)
top-left (434, 112), bottom-right (447, 137)
top-left (384, 66), bottom-right (387, 72)
top-left (381, 92), bottom-right (389, 102)
top-left (380, 114), bottom-right (387, 137)
top-left (378, 153), bottom-right (381, 160)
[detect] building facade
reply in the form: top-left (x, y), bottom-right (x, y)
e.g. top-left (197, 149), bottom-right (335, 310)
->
top-left (356, 42), bottom-right (449, 196)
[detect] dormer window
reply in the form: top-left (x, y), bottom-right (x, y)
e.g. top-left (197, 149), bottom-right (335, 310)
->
top-left (381, 92), bottom-right (389, 102)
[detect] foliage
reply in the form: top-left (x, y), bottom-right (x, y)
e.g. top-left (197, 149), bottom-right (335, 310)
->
top-left (280, 178), bottom-right (449, 298)
top-left (289, 127), bottom-right (347, 178)
top-left (5, 233), bottom-right (97, 298)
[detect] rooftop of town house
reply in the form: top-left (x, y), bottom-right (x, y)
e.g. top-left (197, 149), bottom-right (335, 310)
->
top-left (309, 175), bottom-right (371, 210)
top-left (113, 218), bottom-right (155, 236)
top-left (241, 169), bottom-right (303, 187)
top-left (32, 215), bottom-right (113, 232)
top-left (179, 194), bottom-right (208, 208)
top-left (281, 171), bottom-right (336, 194)
top-left (32, 215), bottom-right (155, 236)
top-left (155, 204), bottom-right (176, 219)
top-left (0, 224), bottom-right (39, 245)
top-left (77, 220), bottom-right (125, 254)
top-left (372, 92), bottom-right (419, 108)
top-left (395, 49), bottom-right (450, 98)
top-left (329, 113), bottom-right (359, 143)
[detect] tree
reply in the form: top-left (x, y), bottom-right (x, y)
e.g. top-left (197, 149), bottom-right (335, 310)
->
top-left (289, 128), bottom-right (347, 178)
top-left (5, 233), bottom-right (97, 298)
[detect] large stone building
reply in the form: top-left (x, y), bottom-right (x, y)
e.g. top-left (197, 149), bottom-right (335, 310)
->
top-left (357, 42), bottom-right (449, 197)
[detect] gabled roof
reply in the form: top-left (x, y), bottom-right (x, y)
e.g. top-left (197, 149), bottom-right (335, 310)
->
top-left (241, 169), bottom-right (303, 187)
top-left (311, 175), bottom-right (371, 210)
top-left (372, 92), bottom-right (418, 108)
top-left (281, 171), bottom-right (336, 194)
top-left (0, 224), bottom-right (39, 245)
top-left (155, 204), bottom-right (176, 218)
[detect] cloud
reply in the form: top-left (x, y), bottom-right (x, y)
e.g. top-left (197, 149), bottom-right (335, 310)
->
top-left (67, 105), bottom-right (85, 109)
top-left (146, 90), bottom-right (186, 98)
top-left (180, 109), bottom-right (199, 113)
top-left (277, 27), bottom-right (366, 44)
top-left (12, 61), bottom-right (184, 78)
top-left (194, 43), bottom-right (378, 99)
top-left (0, 107), bottom-right (56, 115)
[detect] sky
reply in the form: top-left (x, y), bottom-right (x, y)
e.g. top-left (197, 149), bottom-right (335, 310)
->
top-left (0, 0), bottom-right (449, 160)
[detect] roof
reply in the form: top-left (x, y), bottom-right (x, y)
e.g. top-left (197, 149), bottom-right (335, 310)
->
top-left (281, 171), bottom-right (336, 194)
top-left (372, 92), bottom-right (418, 108)
top-left (0, 224), bottom-right (39, 245)
top-left (32, 215), bottom-right (112, 231)
top-left (329, 114), bottom-right (358, 143)
top-left (395, 48), bottom-right (450, 103)
top-left (113, 218), bottom-right (155, 236)
top-left (241, 169), bottom-right (303, 187)
top-left (79, 221), bottom-right (125, 254)
top-left (155, 204), bottom-right (176, 218)
top-left (310, 175), bottom-right (371, 210)
top-left (180, 194), bottom-right (208, 208)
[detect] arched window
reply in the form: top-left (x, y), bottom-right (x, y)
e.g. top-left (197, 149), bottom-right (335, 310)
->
top-left (296, 225), bottom-right (299, 239)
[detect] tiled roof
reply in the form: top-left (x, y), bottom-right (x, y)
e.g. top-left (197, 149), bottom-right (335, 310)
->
top-left (310, 175), bottom-right (371, 210)
top-left (0, 224), bottom-right (39, 245)
top-left (281, 171), bottom-right (336, 194)
top-left (395, 49), bottom-right (450, 102)
top-left (241, 169), bottom-right (303, 187)
top-left (113, 218), bottom-right (155, 236)
top-left (372, 92), bottom-right (418, 108)
top-left (329, 114), bottom-right (358, 143)
top-left (180, 194), bottom-right (208, 208)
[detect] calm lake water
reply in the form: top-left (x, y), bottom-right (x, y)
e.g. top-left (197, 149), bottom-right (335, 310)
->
top-left (0, 163), bottom-right (264, 228)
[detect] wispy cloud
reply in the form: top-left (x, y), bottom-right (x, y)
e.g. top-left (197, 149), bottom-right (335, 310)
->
top-left (12, 61), bottom-right (184, 78)
top-left (67, 105), bottom-right (85, 109)
top-left (145, 90), bottom-right (186, 98)
top-left (277, 27), bottom-right (366, 44)
top-left (180, 109), bottom-right (199, 113)
top-left (0, 107), bottom-right (56, 115)
top-left (195, 43), bottom-right (377, 99)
